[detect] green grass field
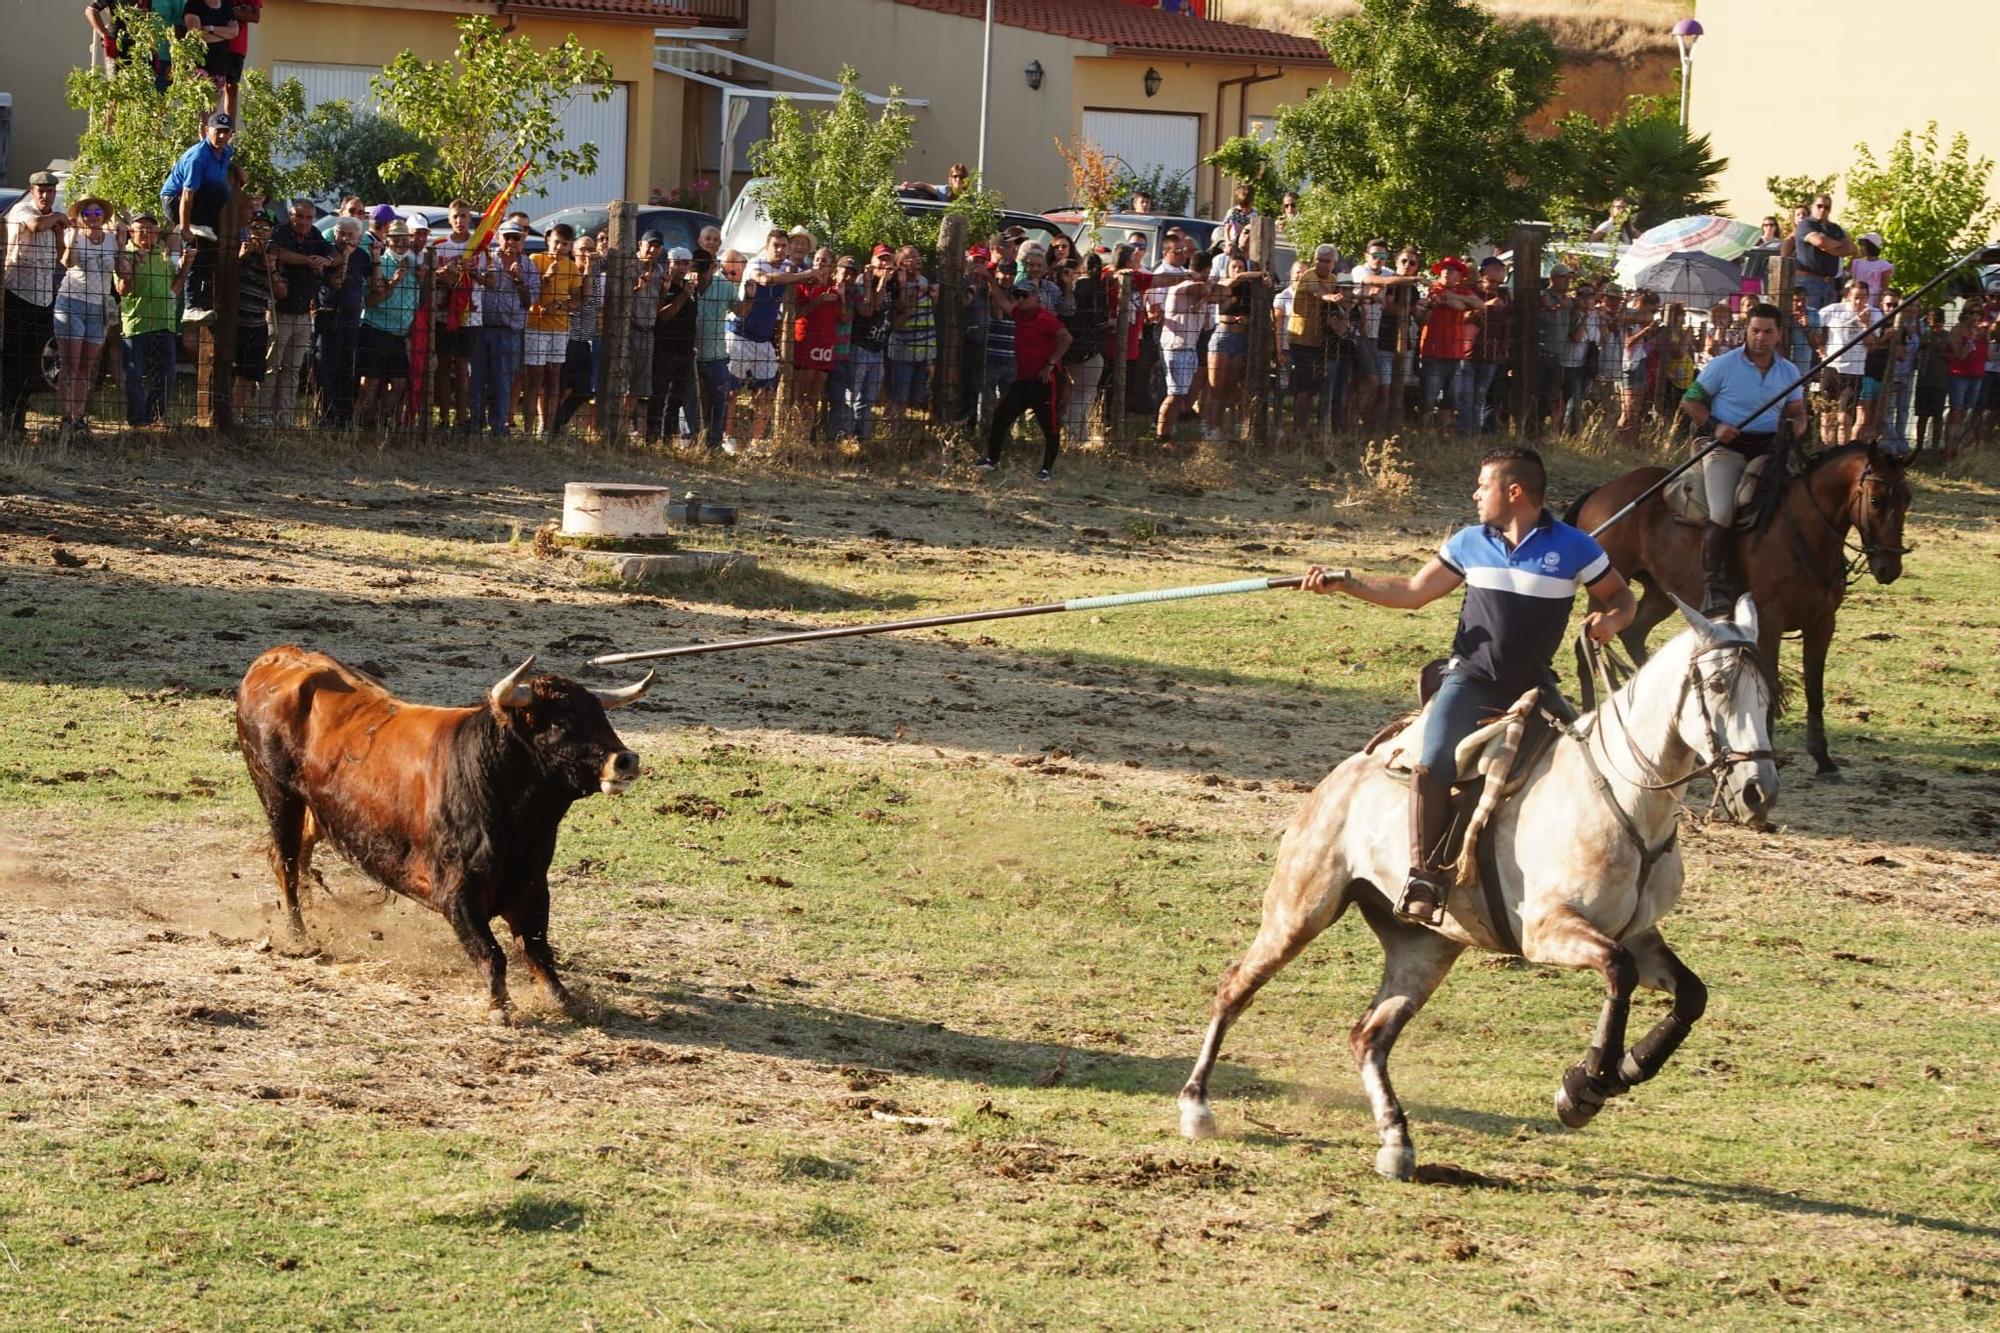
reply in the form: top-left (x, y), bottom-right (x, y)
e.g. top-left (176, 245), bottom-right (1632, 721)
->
top-left (1, 431), bottom-right (1995, 1328)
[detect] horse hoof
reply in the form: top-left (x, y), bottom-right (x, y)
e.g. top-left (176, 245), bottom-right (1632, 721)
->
top-left (1375, 1144), bottom-right (1416, 1181)
top-left (1814, 766), bottom-right (1844, 783)
top-left (1179, 1099), bottom-right (1217, 1141)
top-left (1555, 1064), bottom-right (1622, 1129)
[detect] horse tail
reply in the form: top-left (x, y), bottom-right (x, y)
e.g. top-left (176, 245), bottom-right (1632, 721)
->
top-left (1562, 486), bottom-right (1598, 527)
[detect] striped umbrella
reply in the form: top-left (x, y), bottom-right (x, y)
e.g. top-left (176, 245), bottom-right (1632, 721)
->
top-left (1615, 215), bottom-right (1762, 286)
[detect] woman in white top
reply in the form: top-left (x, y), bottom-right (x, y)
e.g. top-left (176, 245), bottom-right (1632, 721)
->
top-left (54, 196), bottom-right (120, 434)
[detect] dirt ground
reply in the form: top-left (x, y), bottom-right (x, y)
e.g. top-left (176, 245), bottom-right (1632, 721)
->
top-left (3, 441), bottom-right (1997, 1137)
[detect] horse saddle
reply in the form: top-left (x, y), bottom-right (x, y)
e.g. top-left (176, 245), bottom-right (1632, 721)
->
top-left (1662, 451), bottom-right (1771, 531)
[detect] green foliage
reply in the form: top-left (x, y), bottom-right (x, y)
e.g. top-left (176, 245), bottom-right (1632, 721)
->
top-left (64, 14), bottom-right (320, 213)
top-left (1113, 161), bottom-right (1192, 215)
top-left (1545, 95), bottom-right (1727, 232)
top-left (1766, 172), bottom-right (1836, 215)
top-left (748, 66), bottom-right (1001, 258)
top-left (1205, 136), bottom-right (1289, 215)
top-left (292, 104), bottom-right (435, 205)
top-left (1267, 0), bottom-right (1560, 256)
top-left (371, 16), bottom-right (613, 205)
top-left (1844, 123), bottom-right (2000, 293)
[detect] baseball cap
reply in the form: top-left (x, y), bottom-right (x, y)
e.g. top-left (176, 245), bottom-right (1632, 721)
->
top-left (1012, 282), bottom-right (1037, 296)
top-left (871, 243), bottom-right (894, 258)
top-left (1314, 243), bottom-right (1338, 259)
top-left (1550, 262), bottom-right (1575, 277)
top-left (497, 222), bottom-right (525, 237)
top-left (371, 204), bottom-right (398, 224)
top-left (208, 113), bottom-right (233, 130)
top-left (1859, 231), bottom-right (1885, 249)
top-left (668, 245), bottom-right (693, 261)
top-left (639, 229), bottom-right (664, 246)
top-left (966, 244), bottom-right (991, 262)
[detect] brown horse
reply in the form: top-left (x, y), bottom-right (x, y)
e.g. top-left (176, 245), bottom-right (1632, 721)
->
top-left (1566, 442), bottom-right (1911, 777)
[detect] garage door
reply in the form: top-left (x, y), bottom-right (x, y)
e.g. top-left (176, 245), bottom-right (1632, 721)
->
top-left (272, 62), bottom-right (626, 211)
top-left (1081, 109), bottom-right (1199, 203)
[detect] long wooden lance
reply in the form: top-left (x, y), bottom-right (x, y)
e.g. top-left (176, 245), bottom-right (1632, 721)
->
top-left (1586, 239), bottom-right (2000, 540)
top-left (587, 574), bottom-right (1311, 667)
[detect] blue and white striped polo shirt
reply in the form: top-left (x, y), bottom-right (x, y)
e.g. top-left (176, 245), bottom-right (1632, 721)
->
top-left (1437, 510), bottom-right (1613, 694)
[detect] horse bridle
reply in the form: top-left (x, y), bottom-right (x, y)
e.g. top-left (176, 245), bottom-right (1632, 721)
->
top-left (1791, 450), bottom-right (1913, 587)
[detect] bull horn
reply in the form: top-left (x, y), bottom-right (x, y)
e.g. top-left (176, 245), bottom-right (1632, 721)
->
top-left (591, 669), bottom-right (655, 710)
top-left (489, 656), bottom-right (537, 708)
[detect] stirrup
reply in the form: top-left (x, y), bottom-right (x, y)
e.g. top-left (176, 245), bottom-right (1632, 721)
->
top-left (1700, 582), bottom-right (1734, 618)
top-left (1395, 874), bottom-right (1448, 927)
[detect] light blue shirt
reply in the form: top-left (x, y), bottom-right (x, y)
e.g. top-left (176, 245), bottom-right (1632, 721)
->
top-left (1687, 345), bottom-right (1804, 434)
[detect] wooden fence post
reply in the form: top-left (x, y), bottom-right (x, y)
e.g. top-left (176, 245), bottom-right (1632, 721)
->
top-left (935, 214), bottom-right (965, 424)
top-left (1245, 216), bottom-right (1276, 444)
top-left (1510, 223), bottom-right (1548, 439)
top-left (1386, 284), bottom-right (1412, 431)
top-left (600, 201), bottom-right (635, 428)
top-left (418, 260), bottom-right (438, 442)
top-left (201, 194), bottom-right (243, 434)
top-left (1765, 254), bottom-right (1795, 322)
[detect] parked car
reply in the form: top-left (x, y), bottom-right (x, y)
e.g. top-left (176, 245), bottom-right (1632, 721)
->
top-left (718, 178), bottom-right (1066, 259)
top-left (1043, 208), bottom-right (1299, 277)
top-left (523, 204), bottom-right (719, 255)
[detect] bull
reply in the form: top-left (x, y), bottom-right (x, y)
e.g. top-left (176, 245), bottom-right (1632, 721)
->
top-left (235, 646), bottom-right (653, 1021)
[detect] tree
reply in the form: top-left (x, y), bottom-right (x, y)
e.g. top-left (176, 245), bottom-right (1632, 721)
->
top-left (65, 14), bottom-right (320, 213)
top-left (1206, 136), bottom-right (1289, 215)
top-left (294, 104), bottom-right (435, 204)
top-left (1263, 0), bottom-right (1560, 256)
top-left (372, 16), bottom-right (613, 205)
top-left (1545, 95), bottom-right (1727, 232)
top-left (1054, 135), bottom-right (1122, 237)
top-left (1114, 162), bottom-right (1192, 215)
top-left (749, 67), bottom-right (1000, 256)
top-left (1765, 173), bottom-right (1836, 215)
top-left (1844, 123), bottom-right (2000, 292)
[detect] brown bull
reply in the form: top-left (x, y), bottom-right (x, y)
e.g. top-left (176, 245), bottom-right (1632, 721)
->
top-left (235, 646), bottom-right (653, 1020)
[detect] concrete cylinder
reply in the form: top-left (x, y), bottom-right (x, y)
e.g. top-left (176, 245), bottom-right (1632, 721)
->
top-left (561, 482), bottom-right (672, 539)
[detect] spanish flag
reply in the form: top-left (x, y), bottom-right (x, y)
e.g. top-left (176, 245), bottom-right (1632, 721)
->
top-left (449, 162), bottom-right (533, 331)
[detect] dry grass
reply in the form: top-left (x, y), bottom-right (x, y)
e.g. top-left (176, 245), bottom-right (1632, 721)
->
top-left (1214, 0), bottom-right (1690, 61)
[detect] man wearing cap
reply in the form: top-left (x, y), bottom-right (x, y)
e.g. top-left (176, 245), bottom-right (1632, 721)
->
top-left (469, 222), bottom-right (537, 435)
top-left (428, 200), bottom-right (479, 431)
top-left (1468, 257), bottom-right (1512, 432)
top-left (1679, 301), bottom-right (1810, 613)
top-left (1285, 243), bottom-right (1344, 430)
top-left (259, 199), bottom-right (331, 426)
top-left (978, 282), bottom-right (1070, 480)
top-left (161, 113), bottom-right (244, 321)
top-left (3, 171), bottom-right (69, 431)
top-left (1417, 256), bottom-right (1481, 433)
top-left (649, 243), bottom-right (703, 444)
top-left (357, 218), bottom-right (417, 428)
top-left (1537, 263), bottom-right (1575, 430)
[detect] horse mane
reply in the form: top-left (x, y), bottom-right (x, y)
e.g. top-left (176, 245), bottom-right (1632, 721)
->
top-left (1802, 441), bottom-right (1872, 474)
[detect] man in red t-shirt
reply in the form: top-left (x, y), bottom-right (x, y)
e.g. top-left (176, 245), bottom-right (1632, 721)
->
top-left (979, 284), bottom-right (1072, 480)
top-left (1417, 255), bottom-right (1481, 433)
top-left (789, 246), bottom-right (841, 436)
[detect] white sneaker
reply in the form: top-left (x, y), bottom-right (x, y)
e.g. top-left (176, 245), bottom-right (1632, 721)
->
top-left (181, 305), bottom-right (213, 325)
top-left (720, 435), bottom-right (740, 456)
top-left (186, 225), bottom-right (218, 242)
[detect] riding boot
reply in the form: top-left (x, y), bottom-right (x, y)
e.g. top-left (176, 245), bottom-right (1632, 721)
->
top-left (1399, 764), bottom-right (1455, 927)
top-left (1699, 521), bottom-right (1736, 618)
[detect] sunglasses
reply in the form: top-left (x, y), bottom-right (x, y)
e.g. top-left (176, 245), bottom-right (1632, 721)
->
top-left (81, 208), bottom-right (105, 218)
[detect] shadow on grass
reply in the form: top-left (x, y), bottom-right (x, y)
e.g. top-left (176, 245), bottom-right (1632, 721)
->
top-left (1605, 1170), bottom-right (2000, 1241)
top-left (586, 560), bottom-right (921, 615)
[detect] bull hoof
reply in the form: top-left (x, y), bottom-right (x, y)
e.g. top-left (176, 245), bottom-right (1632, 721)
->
top-left (1375, 1144), bottom-right (1416, 1181)
top-left (1178, 1097), bottom-right (1217, 1141)
top-left (487, 1005), bottom-right (514, 1027)
top-left (1555, 1063), bottom-right (1625, 1129)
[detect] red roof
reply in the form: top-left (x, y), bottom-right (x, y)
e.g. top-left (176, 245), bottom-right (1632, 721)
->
top-left (499, 0), bottom-right (709, 26)
top-left (893, 0), bottom-right (1328, 64)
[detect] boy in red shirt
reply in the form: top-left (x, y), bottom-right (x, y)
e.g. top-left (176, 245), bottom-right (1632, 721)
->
top-left (979, 284), bottom-right (1072, 480)
top-left (791, 247), bottom-right (842, 437)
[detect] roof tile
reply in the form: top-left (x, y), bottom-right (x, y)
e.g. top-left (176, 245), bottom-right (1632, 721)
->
top-left (893, 0), bottom-right (1327, 64)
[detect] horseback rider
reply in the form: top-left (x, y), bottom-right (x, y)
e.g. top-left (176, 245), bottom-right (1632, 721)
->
top-left (1301, 448), bottom-right (1636, 926)
top-left (1678, 301), bottom-right (1811, 615)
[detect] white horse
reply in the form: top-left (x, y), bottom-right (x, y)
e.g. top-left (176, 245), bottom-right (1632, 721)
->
top-left (1178, 595), bottom-right (1778, 1180)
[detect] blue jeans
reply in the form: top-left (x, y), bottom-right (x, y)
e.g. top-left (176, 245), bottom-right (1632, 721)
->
top-left (846, 347), bottom-right (884, 441)
top-left (1470, 361), bottom-right (1502, 431)
top-left (1797, 273), bottom-right (1839, 312)
top-left (470, 326), bottom-right (520, 433)
top-left (697, 358), bottom-right (730, 446)
top-left (1420, 357), bottom-right (1473, 432)
top-left (123, 329), bottom-right (176, 425)
top-left (889, 357), bottom-right (931, 407)
top-left (1418, 671), bottom-right (1520, 776)
top-left (826, 357), bottom-right (854, 438)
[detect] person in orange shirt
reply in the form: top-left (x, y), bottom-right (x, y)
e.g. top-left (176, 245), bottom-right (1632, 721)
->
top-left (524, 223), bottom-right (581, 435)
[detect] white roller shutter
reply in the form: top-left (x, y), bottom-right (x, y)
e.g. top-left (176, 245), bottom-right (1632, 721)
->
top-left (270, 63), bottom-right (626, 211)
top-left (1081, 109), bottom-right (1200, 198)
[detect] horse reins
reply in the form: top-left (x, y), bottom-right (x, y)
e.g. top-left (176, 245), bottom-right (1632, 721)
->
top-left (1786, 448), bottom-right (1913, 588)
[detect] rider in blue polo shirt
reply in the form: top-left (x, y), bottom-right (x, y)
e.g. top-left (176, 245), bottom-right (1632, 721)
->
top-left (1680, 300), bottom-right (1810, 615)
top-left (1301, 448), bottom-right (1635, 926)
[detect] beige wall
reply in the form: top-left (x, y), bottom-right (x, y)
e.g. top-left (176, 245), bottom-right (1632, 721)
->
top-left (252, 0), bottom-right (656, 203)
top-left (1691, 0), bottom-right (2000, 218)
top-left (0, 23), bottom-right (94, 184)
